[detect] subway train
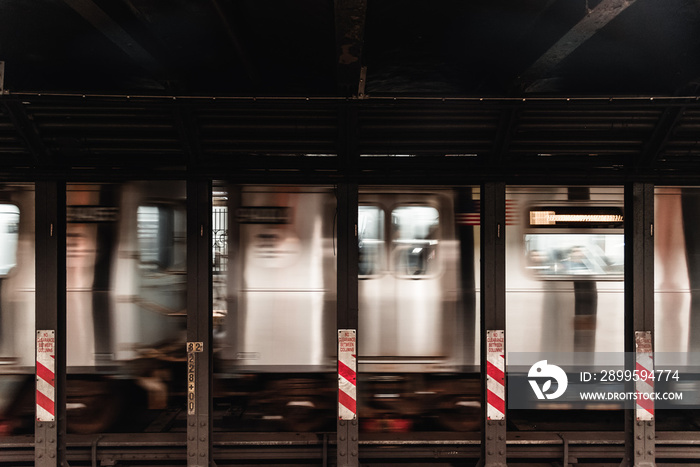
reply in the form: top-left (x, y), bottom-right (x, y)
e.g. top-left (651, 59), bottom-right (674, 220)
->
top-left (0, 183), bottom-right (698, 434)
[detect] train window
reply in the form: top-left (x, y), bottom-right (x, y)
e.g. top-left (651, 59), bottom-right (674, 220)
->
top-left (137, 205), bottom-right (174, 269)
top-left (359, 205), bottom-right (385, 276)
top-left (391, 205), bottom-right (439, 277)
top-left (0, 204), bottom-right (19, 276)
top-left (525, 234), bottom-right (624, 279)
top-left (212, 205), bottom-right (228, 274)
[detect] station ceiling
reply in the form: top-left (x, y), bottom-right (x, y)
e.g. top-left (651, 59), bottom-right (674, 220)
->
top-left (1, 0), bottom-right (700, 180)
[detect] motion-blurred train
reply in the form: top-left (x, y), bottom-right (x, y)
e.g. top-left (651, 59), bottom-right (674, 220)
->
top-left (0, 183), bottom-right (697, 434)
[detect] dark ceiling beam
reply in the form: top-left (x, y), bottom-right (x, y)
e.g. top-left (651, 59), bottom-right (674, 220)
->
top-left (639, 106), bottom-right (684, 168)
top-left (490, 108), bottom-right (519, 166)
top-left (173, 106), bottom-right (203, 168)
top-left (62, 0), bottom-right (162, 73)
top-left (335, 0), bottom-right (367, 97)
top-left (1, 101), bottom-right (50, 166)
top-left (638, 82), bottom-right (700, 167)
top-left (515, 0), bottom-right (637, 93)
top-left (210, 0), bottom-right (258, 85)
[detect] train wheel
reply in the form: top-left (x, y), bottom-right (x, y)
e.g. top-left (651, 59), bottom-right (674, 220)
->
top-left (66, 379), bottom-right (124, 434)
top-left (281, 399), bottom-right (326, 432)
top-left (436, 396), bottom-right (481, 431)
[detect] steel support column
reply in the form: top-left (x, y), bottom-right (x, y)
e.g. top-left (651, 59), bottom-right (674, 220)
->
top-left (186, 179), bottom-right (214, 466)
top-left (624, 182), bottom-right (655, 467)
top-left (336, 182), bottom-right (359, 466)
top-left (480, 182), bottom-right (507, 467)
top-left (35, 181), bottom-right (67, 467)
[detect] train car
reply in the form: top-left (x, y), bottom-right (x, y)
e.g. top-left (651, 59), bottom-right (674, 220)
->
top-left (0, 181), bottom-right (188, 434)
top-left (64, 181), bottom-right (188, 433)
top-left (214, 185), bottom-right (481, 431)
top-left (355, 188), bottom-right (480, 431)
top-left (213, 185), bottom-right (338, 430)
top-left (505, 186), bottom-right (626, 357)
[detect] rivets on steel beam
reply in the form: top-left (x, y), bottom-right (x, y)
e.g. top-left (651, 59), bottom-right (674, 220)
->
top-left (499, 450), bottom-right (505, 455)
top-left (340, 435), bottom-right (346, 441)
top-left (352, 450), bottom-right (357, 456)
top-left (340, 450), bottom-right (346, 456)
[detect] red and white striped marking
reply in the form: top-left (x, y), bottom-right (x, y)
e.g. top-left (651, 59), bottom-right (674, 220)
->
top-left (486, 330), bottom-right (505, 420)
top-left (635, 331), bottom-right (654, 421)
top-left (456, 200), bottom-right (518, 226)
top-left (338, 329), bottom-right (357, 420)
top-left (36, 330), bottom-right (55, 422)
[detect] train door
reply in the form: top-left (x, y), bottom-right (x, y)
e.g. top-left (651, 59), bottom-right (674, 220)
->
top-left (359, 193), bottom-right (450, 363)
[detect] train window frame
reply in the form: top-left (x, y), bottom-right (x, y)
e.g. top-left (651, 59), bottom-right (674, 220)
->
top-left (137, 204), bottom-right (176, 271)
top-left (358, 204), bottom-right (386, 279)
top-left (523, 201), bottom-right (624, 281)
top-left (390, 203), bottom-right (442, 279)
top-left (0, 203), bottom-right (20, 277)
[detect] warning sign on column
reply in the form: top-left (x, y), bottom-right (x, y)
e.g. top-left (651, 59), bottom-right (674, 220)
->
top-left (338, 330), bottom-right (357, 420)
top-left (36, 330), bottom-right (55, 422)
top-left (486, 330), bottom-right (505, 420)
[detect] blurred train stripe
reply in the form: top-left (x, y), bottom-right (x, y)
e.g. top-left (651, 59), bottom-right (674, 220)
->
top-left (456, 200), bottom-right (518, 226)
